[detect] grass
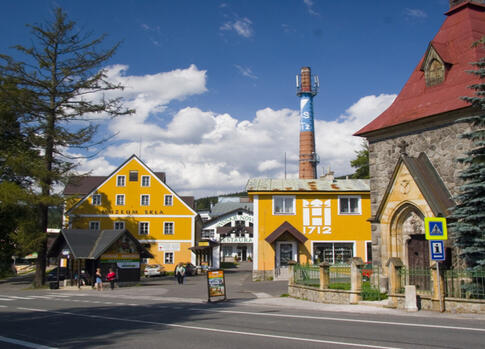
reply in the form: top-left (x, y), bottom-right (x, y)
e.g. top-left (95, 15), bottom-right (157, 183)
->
top-left (328, 282), bottom-right (351, 290)
top-left (280, 293), bottom-right (289, 297)
top-left (220, 262), bottom-right (238, 269)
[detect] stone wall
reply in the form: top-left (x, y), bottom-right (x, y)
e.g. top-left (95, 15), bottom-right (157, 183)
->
top-left (289, 284), bottom-right (358, 304)
top-left (367, 115), bottom-right (474, 270)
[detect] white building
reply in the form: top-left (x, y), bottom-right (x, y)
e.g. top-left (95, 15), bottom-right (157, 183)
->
top-left (201, 197), bottom-right (253, 268)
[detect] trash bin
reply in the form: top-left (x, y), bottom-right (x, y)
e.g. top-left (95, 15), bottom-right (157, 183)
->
top-left (49, 282), bottom-right (59, 289)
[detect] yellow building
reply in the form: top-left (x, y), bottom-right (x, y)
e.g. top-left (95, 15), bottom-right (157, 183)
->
top-left (246, 174), bottom-right (371, 280)
top-left (64, 154), bottom-right (201, 272)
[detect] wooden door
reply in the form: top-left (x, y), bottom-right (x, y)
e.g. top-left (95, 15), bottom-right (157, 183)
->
top-left (407, 235), bottom-right (430, 291)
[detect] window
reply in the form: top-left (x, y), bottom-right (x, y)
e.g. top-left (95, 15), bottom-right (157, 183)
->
top-left (426, 59), bottom-right (445, 86)
top-left (129, 170), bottom-right (138, 182)
top-left (140, 194), bottom-right (150, 206)
top-left (92, 194), bottom-right (101, 206)
top-left (141, 258), bottom-right (150, 265)
top-left (164, 195), bottom-right (173, 206)
top-left (164, 222), bottom-right (174, 235)
top-left (273, 196), bottom-right (295, 214)
top-left (164, 252), bottom-right (174, 264)
top-left (366, 241), bottom-right (372, 262)
top-left (116, 194), bottom-right (125, 206)
top-left (89, 221), bottom-right (100, 231)
top-left (313, 242), bottom-right (354, 264)
top-left (139, 222), bottom-right (149, 235)
top-left (114, 221), bottom-right (125, 230)
top-left (117, 175), bottom-right (126, 187)
top-left (202, 229), bottom-right (215, 240)
top-left (338, 196), bottom-right (361, 215)
top-left (141, 175), bottom-right (150, 187)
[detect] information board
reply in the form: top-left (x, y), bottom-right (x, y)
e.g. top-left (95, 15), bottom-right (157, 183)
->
top-left (424, 217), bottom-right (448, 240)
top-left (207, 270), bottom-right (226, 302)
top-left (430, 240), bottom-right (445, 261)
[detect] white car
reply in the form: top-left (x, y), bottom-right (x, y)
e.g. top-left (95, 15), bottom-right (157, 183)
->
top-left (144, 264), bottom-right (165, 277)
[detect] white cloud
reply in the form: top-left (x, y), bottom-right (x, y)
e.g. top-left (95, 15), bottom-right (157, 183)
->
top-left (303, 0), bottom-right (319, 16)
top-left (76, 85), bottom-right (395, 197)
top-left (404, 8), bottom-right (427, 19)
top-left (234, 64), bottom-right (258, 79)
top-left (220, 17), bottom-right (253, 38)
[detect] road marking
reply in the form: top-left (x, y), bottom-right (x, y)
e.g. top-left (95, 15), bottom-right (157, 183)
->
top-left (187, 308), bottom-right (485, 333)
top-left (0, 295), bottom-right (32, 300)
top-left (16, 307), bottom-right (400, 349)
top-left (28, 296), bottom-right (52, 299)
top-left (0, 298), bottom-right (14, 301)
top-left (0, 305), bottom-right (7, 308)
top-left (0, 335), bottom-right (57, 349)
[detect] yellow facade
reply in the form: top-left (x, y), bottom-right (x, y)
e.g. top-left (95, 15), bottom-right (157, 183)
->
top-left (65, 155), bottom-right (198, 272)
top-left (249, 189), bottom-right (371, 278)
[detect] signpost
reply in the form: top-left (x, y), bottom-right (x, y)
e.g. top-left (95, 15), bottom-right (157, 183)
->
top-left (207, 270), bottom-right (226, 302)
top-left (425, 217), bottom-right (447, 312)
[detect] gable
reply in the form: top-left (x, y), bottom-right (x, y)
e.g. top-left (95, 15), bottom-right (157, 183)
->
top-left (67, 155), bottom-right (196, 216)
top-left (374, 153), bottom-right (455, 223)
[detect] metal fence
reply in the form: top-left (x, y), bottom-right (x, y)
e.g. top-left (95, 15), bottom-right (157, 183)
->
top-left (444, 268), bottom-right (485, 299)
top-left (329, 263), bottom-right (351, 289)
top-left (399, 267), bottom-right (432, 295)
top-left (294, 264), bottom-right (320, 287)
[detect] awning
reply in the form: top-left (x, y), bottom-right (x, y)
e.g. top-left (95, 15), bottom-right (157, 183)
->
top-left (265, 221), bottom-right (308, 244)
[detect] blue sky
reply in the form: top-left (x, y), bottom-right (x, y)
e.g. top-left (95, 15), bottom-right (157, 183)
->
top-left (0, 0), bottom-right (450, 197)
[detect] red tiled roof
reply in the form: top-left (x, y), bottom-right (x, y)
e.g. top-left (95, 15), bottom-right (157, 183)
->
top-left (355, 2), bottom-right (485, 136)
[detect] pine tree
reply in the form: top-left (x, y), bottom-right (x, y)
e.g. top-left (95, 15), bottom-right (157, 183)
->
top-left (449, 39), bottom-right (485, 269)
top-left (350, 141), bottom-right (370, 179)
top-left (0, 9), bottom-right (133, 286)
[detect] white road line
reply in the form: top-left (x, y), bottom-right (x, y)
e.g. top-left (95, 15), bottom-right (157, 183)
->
top-left (0, 305), bottom-right (7, 308)
top-left (0, 335), bottom-right (57, 349)
top-left (28, 296), bottom-right (53, 299)
top-left (0, 295), bottom-right (32, 300)
top-left (0, 298), bottom-right (14, 301)
top-left (187, 308), bottom-right (485, 333)
top-left (15, 307), bottom-right (401, 349)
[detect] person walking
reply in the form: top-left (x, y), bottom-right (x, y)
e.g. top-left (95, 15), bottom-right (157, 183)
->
top-left (106, 268), bottom-right (116, 290)
top-left (175, 263), bottom-right (186, 285)
top-left (95, 268), bottom-right (103, 291)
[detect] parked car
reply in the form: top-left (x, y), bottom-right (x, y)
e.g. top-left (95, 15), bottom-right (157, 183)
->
top-left (183, 263), bottom-right (197, 276)
top-left (362, 262), bottom-right (373, 281)
top-left (144, 264), bottom-right (165, 277)
top-left (47, 267), bottom-right (69, 281)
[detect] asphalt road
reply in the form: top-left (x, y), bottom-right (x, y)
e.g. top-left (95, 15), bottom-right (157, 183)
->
top-left (1, 264), bottom-right (484, 348)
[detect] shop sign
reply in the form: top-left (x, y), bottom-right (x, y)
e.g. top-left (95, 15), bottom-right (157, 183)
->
top-left (117, 261), bottom-right (140, 269)
top-left (100, 253), bottom-right (139, 260)
top-left (158, 242), bottom-right (180, 251)
top-left (216, 214), bottom-right (253, 227)
top-left (302, 199), bottom-right (332, 235)
top-left (198, 241), bottom-right (209, 246)
top-left (221, 237), bottom-right (253, 244)
top-left (207, 270), bottom-right (226, 302)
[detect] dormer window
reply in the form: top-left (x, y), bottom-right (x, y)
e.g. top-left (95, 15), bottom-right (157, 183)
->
top-left (422, 44), bottom-right (447, 87)
top-left (425, 59), bottom-right (445, 86)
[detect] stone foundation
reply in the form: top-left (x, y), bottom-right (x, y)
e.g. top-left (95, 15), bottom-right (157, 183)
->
top-left (252, 270), bottom-right (274, 281)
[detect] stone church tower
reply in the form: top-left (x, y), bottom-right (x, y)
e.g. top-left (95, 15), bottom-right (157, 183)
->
top-left (354, 1), bottom-right (485, 290)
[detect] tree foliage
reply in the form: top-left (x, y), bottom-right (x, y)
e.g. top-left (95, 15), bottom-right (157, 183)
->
top-left (0, 8), bottom-right (133, 286)
top-left (449, 41), bottom-right (485, 269)
top-left (350, 141), bottom-right (369, 179)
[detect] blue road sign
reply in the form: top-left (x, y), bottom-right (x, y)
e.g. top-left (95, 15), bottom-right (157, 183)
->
top-left (425, 217), bottom-right (448, 240)
top-left (430, 240), bottom-right (445, 261)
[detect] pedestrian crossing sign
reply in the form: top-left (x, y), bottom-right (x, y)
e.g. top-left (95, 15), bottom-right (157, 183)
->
top-left (425, 217), bottom-right (447, 240)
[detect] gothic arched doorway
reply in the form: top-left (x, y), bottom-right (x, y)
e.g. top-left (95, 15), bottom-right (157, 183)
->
top-left (390, 204), bottom-right (430, 291)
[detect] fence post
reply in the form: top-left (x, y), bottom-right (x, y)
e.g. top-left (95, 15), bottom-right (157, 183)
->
top-left (431, 262), bottom-right (445, 312)
top-left (350, 257), bottom-right (364, 304)
top-left (288, 260), bottom-right (297, 286)
top-left (386, 257), bottom-right (403, 308)
top-left (319, 262), bottom-right (330, 290)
